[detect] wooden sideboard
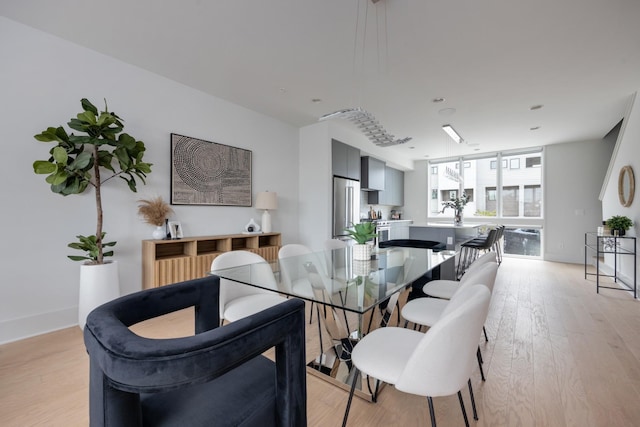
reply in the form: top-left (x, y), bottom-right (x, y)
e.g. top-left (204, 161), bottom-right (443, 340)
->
top-left (142, 233), bottom-right (281, 289)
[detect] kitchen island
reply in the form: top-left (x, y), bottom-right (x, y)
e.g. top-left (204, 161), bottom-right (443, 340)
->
top-left (409, 222), bottom-right (487, 251)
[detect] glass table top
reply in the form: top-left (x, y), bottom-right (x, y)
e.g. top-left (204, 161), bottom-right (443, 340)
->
top-left (210, 246), bottom-right (455, 314)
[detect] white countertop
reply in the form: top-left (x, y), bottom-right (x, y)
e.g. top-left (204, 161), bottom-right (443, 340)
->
top-left (410, 222), bottom-right (485, 229)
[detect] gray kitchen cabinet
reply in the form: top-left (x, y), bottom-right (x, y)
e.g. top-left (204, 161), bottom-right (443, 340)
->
top-left (361, 156), bottom-right (385, 190)
top-left (332, 139), bottom-right (360, 180)
top-left (369, 166), bottom-right (404, 205)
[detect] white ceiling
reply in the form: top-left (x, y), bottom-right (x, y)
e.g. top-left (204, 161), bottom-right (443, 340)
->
top-left (2, 0), bottom-right (640, 162)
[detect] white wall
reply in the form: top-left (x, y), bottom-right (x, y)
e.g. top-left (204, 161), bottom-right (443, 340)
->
top-left (544, 140), bottom-right (614, 263)
top-left (600, 92), bottom-right (640, 284)
top-left (403, 160), bottom-right (428, 221)
top-left (0, 18), bottom-right (300, 343)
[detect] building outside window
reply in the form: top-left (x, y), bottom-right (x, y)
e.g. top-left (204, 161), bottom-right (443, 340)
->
top-left (428, 149), bottom-right (543, 258)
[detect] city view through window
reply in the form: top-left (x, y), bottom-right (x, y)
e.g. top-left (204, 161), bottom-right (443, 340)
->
top-left (429, 150), bottom-right (543, 257)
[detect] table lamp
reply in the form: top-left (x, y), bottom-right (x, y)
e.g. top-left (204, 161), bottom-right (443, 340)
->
top-left (255, 191), bottom-right (278, 233)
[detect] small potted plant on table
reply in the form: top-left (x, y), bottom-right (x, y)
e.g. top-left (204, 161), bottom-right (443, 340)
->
top-left (606, 215), bottom-right (633, 236)
top-left (345, 222), bottom-right (378, 261)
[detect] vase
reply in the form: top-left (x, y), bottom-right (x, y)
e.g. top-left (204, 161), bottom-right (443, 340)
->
top-left (78, 261), bottom-right (120, 330)
top-left (152, 225), bottom-right (165, 239)
top-left (353, 260), bottom-right (371, 276)
top-left (353, 243), bottom-right (372, 261)
top-left (454, 209), bottom-right (464, 226)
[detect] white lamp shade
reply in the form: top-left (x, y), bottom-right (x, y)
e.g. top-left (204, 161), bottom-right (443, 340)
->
top-left (255, 191), bottom-right (278, 210)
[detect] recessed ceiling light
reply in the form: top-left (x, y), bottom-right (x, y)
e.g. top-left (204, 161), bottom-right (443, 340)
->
top-left (530, 126), bottom-right (541, 130)
top-left (408, 146), bottom-right (415, 149)
top-left (311, 98), bottom-right (322, 103)
top-left (432, 97), bottom-right (445, 103)
top-left (279, 88), bottom-right (287, 94)
top-left (424, 154), bottom-right (430, 158)
top-left (530, 104), bottom-right (543, 110)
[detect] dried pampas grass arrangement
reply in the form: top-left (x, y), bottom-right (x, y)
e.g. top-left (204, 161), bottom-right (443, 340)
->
top-left (137, 197), bottom-right (173, 226)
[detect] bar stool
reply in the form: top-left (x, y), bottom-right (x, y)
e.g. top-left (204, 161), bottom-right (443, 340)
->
top-left (457, 227), bottom-right (499, 278)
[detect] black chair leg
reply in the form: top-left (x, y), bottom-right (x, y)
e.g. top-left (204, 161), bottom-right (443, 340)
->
top-left (476, 347), bottom-right (486, 381)
top-left (468, 379), bottom-right (478, 420)
top-left (483, 325), bottom-right (489, 342)
top-left (342, 368), bottom-right (359, 427)
top-left (477, 346), bottom-right (484, 364)
top-left (427, 396), bottom-right (437, 427)
top-left (458, 390), bottom-right (470, 427)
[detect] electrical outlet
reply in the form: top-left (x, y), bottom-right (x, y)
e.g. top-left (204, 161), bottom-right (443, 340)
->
top-left (447, 237), bottom-right (453, 245)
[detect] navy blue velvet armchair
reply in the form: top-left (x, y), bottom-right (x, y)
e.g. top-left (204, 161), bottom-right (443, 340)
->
top-left (84, 275), bottom-right (307, 426)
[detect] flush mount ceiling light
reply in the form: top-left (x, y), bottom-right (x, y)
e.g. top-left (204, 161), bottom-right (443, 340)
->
top-left (442, 124), bottom-right (464, 144)
top-left (320, 108), bottom-right (412, 147)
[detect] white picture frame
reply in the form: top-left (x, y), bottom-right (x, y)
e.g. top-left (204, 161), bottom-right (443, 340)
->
top-left (168, 221), bottom-right (183, 239)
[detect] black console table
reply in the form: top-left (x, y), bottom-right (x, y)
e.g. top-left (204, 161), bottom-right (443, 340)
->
top-left (584, 232), bottom-right (637, 298)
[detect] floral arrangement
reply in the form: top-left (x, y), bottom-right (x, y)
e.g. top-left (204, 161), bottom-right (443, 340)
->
top-left (137, 197), bottom-right (173, 226)
top-left (441, 193), bottom-right (468, 213)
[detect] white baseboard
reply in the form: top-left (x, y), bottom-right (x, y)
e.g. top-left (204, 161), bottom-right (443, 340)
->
top-left (0, 307), bottom-right (77, 345)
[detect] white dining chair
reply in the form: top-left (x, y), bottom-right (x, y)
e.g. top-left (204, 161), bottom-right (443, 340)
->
top-left (401, 262), bottom-right (499, 380)
top-left (342, 284), bottom-right (492, 427)
top-left (211, 250), bottom-right (287, 324)
top-left (423, 251), bottom-right (497, 300)
top-left (280, 243), bottom-right (352, 365)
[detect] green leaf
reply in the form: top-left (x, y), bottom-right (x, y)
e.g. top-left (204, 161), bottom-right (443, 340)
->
top-left (81, 98), bottom-right (98, 115)
top-left (67, 118), bottom-right (90, 133)
top-left (77, 110), bottom-right (97, 125)
top-left (69, 152), bottom-right (92, 170)
top-left (52, 146), bottom-right (68, 164)
top-left (68, 255), bottom-right (91, 261)
top-left (46, 170), bottom-right (68, 186)
top-left (33, 160), bottom-right (56, 174)
top-left (114, 146), bottom-right (132, 169)
top-left (118, 133), bottom-right (136, 150)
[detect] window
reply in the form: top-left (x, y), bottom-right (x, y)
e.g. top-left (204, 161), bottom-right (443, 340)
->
top-left (428, 149), bottom-right (543, 259)
top-left (524, 185), bottom-right (542, 217)
top-left (504, 227), bottom-right (541, 256)
top-left (526, 157), bottom-right (541, 168)
top-left (502, 185), bottom-right (520, 217)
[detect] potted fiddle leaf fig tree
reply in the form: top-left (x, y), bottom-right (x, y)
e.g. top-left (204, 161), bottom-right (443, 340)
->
top-left (33, 98), bottom-right (152, 328)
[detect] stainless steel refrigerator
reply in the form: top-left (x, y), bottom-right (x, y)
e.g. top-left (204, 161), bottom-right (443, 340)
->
top-left (332, 176), bottom-right (361, 241)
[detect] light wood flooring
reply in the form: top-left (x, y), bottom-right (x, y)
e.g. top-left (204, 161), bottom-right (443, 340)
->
top-left (2, 258), bottom-right (640, 426)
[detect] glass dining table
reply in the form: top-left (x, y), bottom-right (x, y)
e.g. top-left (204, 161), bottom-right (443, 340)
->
top-left (210, 245), bottom-right (455, 401)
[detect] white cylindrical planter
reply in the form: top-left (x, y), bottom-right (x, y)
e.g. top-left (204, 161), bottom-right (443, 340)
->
top-left (352, 244), bottom-right (372, 261)
top-left (78, 261), bottom-right (120, 330)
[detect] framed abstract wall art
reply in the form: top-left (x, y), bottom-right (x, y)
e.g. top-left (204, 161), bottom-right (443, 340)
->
top-left (170, 133), bottom-right (252, 206)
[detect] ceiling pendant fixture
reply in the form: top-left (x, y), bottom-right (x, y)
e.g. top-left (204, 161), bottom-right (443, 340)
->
top-left (318, 0), bottom-right (411, 148)
top-left (319, 108), bottom-right (412, 147)
top-left (442, 124), bottom-right (464, 144)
